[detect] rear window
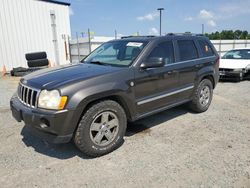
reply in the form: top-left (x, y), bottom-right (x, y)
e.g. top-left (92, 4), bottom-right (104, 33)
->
top-left (198, 40), bottom-right (214, 57)
top-left (177, 40), bottom-right (198, 61)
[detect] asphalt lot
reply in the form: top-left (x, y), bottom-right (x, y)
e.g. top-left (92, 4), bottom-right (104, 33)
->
top-left (0, 76), bottom-right (250, 187)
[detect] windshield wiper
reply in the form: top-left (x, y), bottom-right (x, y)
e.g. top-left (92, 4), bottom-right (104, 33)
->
top-left (90, 61), bottom-right (107, 65)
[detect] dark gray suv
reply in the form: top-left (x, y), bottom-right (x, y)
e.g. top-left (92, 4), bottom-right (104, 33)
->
top-left (10, 34), bottom-right (220, 157)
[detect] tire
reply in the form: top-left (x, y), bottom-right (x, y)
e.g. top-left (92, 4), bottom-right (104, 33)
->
top-left (74, 100), bottom-right (127, 157)
top-left (27, 59), bottom-right (49, 67)
top-left (25, 52), bottom-right (47, 61)
top-left (189, 79), bottom-right (213, 113)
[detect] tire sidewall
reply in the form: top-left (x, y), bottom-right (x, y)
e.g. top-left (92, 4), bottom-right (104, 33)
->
top-left (75, 101), bottom-right (127, 156)
top-left (196, 79), bottom-right (213, 111)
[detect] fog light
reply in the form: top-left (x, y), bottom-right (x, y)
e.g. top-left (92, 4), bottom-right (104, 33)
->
top-left (40, 118), bottom-right (50, 128)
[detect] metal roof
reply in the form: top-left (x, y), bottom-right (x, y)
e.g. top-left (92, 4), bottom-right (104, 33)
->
top-left (40, 0), bottom-right (70, 6)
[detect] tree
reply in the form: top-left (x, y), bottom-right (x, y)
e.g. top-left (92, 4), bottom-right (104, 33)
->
top-left (241, 31), bottom-right (248, 39)
top-left (205, 30), bottom-right (250, 40)
top-left (234, 30), bottom-right (242, 39)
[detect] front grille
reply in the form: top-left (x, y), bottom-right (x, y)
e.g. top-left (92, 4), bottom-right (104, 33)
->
top-left (219, 68), bottom-right (233, 72)
top-left (17, 83), bottom-right (40, 108)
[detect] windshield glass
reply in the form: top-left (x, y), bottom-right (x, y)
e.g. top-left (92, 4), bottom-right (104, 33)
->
top-left (82, 41), bottom-right (148, 66)
top-left (222, 49), bottom-right (250, 60)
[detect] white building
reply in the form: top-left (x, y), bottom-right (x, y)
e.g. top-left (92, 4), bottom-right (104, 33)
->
top-left (0, 0), bottom-right (71, 71)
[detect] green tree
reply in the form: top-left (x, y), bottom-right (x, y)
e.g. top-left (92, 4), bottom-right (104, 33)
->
top-left (241, 31), bottom-right (249, 39)
top-left (205, 30), bottom-right (250, 40)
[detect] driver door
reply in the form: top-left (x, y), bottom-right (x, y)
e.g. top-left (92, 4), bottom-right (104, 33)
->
top-left (134, 41), bottom-right (180, 115)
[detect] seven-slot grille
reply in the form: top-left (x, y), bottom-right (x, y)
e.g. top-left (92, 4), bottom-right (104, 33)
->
top-left (17, 83), bottom-right (40, 108)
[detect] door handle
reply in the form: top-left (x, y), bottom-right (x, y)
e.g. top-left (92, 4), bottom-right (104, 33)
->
top-left (195, 64), bottom-right (202, 68)
top-left (167, 70), bottom-right (178, 75)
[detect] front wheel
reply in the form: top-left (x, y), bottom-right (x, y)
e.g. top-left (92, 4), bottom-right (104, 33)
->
top-left (74, 100), bottom-right (127, 157)
top-left (189, 79), bottom-right (213, 113)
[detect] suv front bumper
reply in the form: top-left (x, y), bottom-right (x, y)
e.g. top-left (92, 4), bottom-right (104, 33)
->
top-left (10, 94), bottom-right (76, 143)
top-left (219, 69), bottom-right (244, 80)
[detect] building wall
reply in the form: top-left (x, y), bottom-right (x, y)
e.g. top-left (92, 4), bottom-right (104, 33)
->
top-left (0, 0), bottom-right (71, 71)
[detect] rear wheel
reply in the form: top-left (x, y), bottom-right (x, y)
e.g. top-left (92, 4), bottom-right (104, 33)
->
top-left (189, 79), bottom-right (213, 113)
top-left (74, 100), bottom-right (127, 157)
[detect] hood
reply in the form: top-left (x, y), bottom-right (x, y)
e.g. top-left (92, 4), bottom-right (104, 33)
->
top-left (220, 59), bottom-right (250, 69)
top-left (21, 63), bottom-right (123, 89)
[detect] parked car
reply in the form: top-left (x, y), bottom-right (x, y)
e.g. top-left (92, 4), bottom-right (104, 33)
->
top-left (219, 48), bottom-right (250, 81)
top-left (10, 34), bottom-right (219, 157)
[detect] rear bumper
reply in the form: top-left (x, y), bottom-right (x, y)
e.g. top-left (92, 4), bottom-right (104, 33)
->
top-left (10, 94), bottom-right (77, 143)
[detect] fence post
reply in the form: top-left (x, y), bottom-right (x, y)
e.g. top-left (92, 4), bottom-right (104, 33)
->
top-left (76, 32), bottom-right (80, 62)
top-left (233, 39), bottom-right (236, 49)
top-left (115, 30), bottom-right (117, 39)
top-left (219, 39), bottom-right (222, 56)
top-left (88, 28), bottom-right (91, 54)
top-left (68, 35), bottom-right (72, 63)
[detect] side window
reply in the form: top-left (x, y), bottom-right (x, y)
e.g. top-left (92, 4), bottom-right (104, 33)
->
top-left (198, 40), bottom-right (214, 57)
top-left (177, 40), bottom-right (198, 61)
top-left (147, 41), bottom-right (175, 64)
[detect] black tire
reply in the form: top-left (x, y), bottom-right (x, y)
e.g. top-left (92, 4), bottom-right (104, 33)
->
top-left (27, 59), bottom-right (49, 67)
top-left (74, 100), bottom-right (127, 157)
top-left (189, 79), bottom-right (213, 113)
top-left (25, 52), bottom-right (47, 61)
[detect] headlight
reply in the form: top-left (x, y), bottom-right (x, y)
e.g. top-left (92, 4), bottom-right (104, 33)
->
top-left (233, 68), bottom-right (243, 72)
top-left (38, 90), bottom-right (67, 110)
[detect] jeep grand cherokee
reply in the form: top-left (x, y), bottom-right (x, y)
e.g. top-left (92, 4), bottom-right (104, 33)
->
top-left (10, 34), bottom-right (219, 157)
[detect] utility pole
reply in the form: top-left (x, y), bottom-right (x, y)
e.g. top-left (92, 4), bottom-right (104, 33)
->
top-left (157, 8), bottom-right (164, 36)
top-left (202, 24), bottom-right (204, 35)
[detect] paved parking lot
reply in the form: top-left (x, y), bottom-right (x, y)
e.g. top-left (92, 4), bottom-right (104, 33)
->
top-left (0, 76), bottom-right (250, 187)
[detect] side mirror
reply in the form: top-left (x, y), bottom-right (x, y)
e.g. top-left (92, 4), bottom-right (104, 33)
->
top-left (140, 57), bottom-right (165, 69)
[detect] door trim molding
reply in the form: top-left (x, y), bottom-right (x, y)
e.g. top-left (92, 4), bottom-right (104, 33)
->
top-left (137, 85), bottom-right (194, 105)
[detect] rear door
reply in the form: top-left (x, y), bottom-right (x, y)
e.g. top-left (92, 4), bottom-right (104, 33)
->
top-left (175, 39), bottom-right (200, 99)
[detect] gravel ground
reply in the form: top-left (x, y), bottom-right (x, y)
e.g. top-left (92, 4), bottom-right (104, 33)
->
top-left (0, 76), bottom-right (250, 188)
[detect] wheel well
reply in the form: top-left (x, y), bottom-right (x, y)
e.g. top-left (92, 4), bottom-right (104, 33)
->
top-left (81, 95), bottom-right (132, 121)
top-left (201, 75), bottom-right (215, 88)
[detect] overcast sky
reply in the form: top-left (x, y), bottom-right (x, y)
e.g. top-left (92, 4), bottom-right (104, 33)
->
top-left (66, 0), bottom-right (250, 37)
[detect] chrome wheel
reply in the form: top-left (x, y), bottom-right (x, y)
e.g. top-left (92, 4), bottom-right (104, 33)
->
top-left (90, 111), bottom-right (119, 146)
top-left (199, 85), bottom-right (210, 106)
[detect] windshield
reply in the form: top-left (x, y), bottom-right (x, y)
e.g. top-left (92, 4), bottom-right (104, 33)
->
top-left (82, 41), bottom-right (148, 67)
top-left (222, 49), bottom-right (250, 60)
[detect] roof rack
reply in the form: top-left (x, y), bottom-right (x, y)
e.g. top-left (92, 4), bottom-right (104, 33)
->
top-left (121, 35), bottom-right (156, 39)
top-left (166, 33), bottom-right (205, 36)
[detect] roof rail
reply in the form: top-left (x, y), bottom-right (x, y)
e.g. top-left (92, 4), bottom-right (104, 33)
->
top-left (121, 35), bottom-right (156, 39)
top-left (166, 33), bottom-right (205, 36)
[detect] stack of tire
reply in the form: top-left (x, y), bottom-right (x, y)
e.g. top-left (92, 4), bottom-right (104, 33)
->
top-left (25, 51), bottom-right (49, 69)
top-left (11, 52), bottom-right (49, 77)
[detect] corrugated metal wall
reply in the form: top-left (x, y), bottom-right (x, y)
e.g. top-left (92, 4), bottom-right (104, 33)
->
top-left (0, 0), bottom-right (71, 71)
